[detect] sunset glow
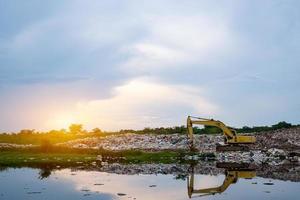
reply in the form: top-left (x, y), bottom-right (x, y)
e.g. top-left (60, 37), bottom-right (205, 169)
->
top-left (0, 2), bottom-right (300, 200)
top-left (45, 113), bottom-right (78, 130)
top-left (0, 0), bottom-right (299, 132)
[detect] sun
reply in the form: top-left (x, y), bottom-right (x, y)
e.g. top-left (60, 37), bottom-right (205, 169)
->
top-left (45, 113), bottom-right (77, 130)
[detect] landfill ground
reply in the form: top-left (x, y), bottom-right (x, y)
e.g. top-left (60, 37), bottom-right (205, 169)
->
top-left (1, 127), bottom-right (299, 179)
top-left (1, 127), bottom-right (300, 165)
top-left (52, 126), bottom-right (300, 165)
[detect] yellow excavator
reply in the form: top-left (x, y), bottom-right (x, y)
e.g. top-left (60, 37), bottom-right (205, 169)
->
top-left (187, 164), bottom-right (256, 198)
top-left (187, 116), bottom-right (256, 151)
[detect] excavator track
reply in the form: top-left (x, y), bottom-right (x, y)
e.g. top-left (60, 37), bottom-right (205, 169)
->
top-left (216, 144), bottom-right (250, 152)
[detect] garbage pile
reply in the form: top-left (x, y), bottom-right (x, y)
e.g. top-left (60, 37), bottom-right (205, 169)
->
top-left (217, 148), bottom-right (300, 165)
top-left (59, 127), bottom-right (300, 152)
top-left (59, 134), bottom-right (188, 151)
top-left (59, 133), bottom-right (223, 152)
top-left (252, 127), bottom-right (300, 150)
top-left (58, 127), bottom-right (300, 164)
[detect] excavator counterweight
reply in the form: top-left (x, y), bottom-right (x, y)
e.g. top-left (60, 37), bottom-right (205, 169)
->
top-left (187, 116), bottom-right (256, 152)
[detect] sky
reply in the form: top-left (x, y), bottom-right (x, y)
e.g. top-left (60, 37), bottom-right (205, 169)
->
top-left (0, 0), bottom-right (300, 132)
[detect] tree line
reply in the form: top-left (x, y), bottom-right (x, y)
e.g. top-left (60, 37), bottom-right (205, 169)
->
top-left (0, 121), bottom-right (298, 145)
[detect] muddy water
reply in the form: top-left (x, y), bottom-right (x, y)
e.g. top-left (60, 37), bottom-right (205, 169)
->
top-left (0, 167), bottom-right (299, 200)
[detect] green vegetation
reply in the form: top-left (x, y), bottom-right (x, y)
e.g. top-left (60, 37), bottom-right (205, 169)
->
top-left (0, 149), bottom-right (213, 179)
top-left (0, 127), bottom-right (103, 145)
top-left (0, 151), bottom-right (96, 167)
top-left (236, 121), bottom-right (294, 133)
top-left (0, 147), bottom-right (213, 167)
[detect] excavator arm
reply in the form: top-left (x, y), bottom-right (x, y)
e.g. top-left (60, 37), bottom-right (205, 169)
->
top-left (187, 116), bottom-right (236, 143)
top-left (187, 116), bottom-right (256, 151)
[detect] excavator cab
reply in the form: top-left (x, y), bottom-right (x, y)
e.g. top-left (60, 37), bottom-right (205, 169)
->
top-left (187, 116), bottom-right (256, 152)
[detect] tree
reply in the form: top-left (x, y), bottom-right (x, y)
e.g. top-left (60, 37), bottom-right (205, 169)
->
top-left (272, 121), bottom-right (292, 129)
top-left (69, 124), bottom-right (83, 134)
top-left (203, 126), bottom-right (222, 134)
top-left (91, 128), bottom-right (102, 134)
top-left (19, 129), bottom-right (35, 135)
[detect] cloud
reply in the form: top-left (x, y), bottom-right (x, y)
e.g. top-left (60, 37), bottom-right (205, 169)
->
top-left (121, 15), bottom-right (236, 73)
top-left (44, 77), bottom-right (217, 131)
top-left (1, 1), bottom-right (139, 87)
top-left (0, 0), bottom-right (300, 131)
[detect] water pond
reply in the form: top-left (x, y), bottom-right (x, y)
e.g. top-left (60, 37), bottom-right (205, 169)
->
top-left (0, 166), bottom-right (299, 200)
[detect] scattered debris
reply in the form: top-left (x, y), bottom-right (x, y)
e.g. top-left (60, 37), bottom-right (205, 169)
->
top-left (27, 192), bottom-right (42, 194)
top-left (149, 185), bottom-right (157, 187)
top-left (0, 143), bottom-right (36, 148)
top-left (263, 182), bottom-right (274, 185)
top-left (94, 183), bottom-right (104, 186)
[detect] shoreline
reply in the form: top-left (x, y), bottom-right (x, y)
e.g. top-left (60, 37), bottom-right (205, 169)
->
top-left (1, 156), bottom-right (299, 182)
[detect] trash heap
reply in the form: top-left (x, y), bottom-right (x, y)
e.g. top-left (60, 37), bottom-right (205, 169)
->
top-left (253, 127), bottom-right (300, 150)
top-left (58, 127), bottom-right (300, 165)
top-left (60, 134), bottom-right (188, 151)
top-left (217, 148), bottom-right (299, 165)
top-left (59, 133), bottom-right (223, 152)
top-left (59, 127), bottom-right (300, 152)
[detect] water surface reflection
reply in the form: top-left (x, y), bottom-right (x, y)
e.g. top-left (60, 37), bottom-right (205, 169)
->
top-left (0, 164), bottom-right (299, 200)
top-left (187, 163), bottom-right (256, 198)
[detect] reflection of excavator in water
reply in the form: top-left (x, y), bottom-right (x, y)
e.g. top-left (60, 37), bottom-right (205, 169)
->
top-left (187, 163), bottom-right (256, 198)
top-left (187, 116), bottom-right (256, 152)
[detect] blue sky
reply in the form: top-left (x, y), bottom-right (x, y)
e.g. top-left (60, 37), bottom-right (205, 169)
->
top-left (0, 0), bottom-right (299, 132)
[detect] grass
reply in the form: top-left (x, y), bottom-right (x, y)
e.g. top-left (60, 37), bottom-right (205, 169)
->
top-left (0, 151), bottom-right (96, 166)
top-left (0, 133), bottom-right (94, 145)
top-left (120, 150), bottom-right (181, 164)
top-left (122, 150), bottom-right (215, 164)
top-left (0, 147), bottom-right (215, 168)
